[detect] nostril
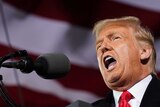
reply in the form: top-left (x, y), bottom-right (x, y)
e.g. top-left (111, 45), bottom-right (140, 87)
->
top-left (101, 47), bottom-right (109, 53)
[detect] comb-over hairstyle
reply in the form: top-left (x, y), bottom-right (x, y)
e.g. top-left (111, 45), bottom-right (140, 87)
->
top-left (93, 16), bottom-right (156, 73)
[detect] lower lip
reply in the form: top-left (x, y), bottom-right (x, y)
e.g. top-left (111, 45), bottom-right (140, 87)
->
top-left (107, 62), bottom-right (117, 71)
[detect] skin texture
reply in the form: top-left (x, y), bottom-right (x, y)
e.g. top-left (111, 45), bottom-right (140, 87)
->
top-left (96, 24), bottom-right (152, 91)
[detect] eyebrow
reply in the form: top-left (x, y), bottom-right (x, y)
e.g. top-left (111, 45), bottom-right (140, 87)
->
top-left (96, 30), bottom-right (122, 42)
top-left (107, 33), bottom-right (115, 38)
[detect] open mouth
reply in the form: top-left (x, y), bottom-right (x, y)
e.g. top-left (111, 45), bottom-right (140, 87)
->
top-left (104, 55), bottom-right (117, 70)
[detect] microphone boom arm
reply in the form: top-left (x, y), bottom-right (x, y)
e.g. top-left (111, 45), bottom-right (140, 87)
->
top-left (0, 50), bottom-right (28, 107)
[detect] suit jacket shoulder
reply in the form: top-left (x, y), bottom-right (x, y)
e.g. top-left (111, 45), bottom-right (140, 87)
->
top-left (92, 90), bottom-right (115, 107)
top-left (140, 74), bottom-right (160, 107)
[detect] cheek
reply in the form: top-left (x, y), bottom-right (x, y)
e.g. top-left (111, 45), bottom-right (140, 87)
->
top-left (96, 50), bottom-right (102, 59)
top-left (96, 54), bottom-right (106, 77)
top-left (115, 44), bottom-right (130, 57)
top-left (115, 43), bottom-right (141, 73)
top-left (96, 50), bottom-right (104, 67)
top-left (97, 58), bottom-right (101, 67)
top-left (115, 43), bottom-right (138, 57)
top-left (97, 56), bottom-right (103, 70)
top-left (114, 43), bottom-right (140, 67)
top-left (97, 53), bottom-right (101, 64)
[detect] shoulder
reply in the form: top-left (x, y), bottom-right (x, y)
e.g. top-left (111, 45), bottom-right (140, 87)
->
top-left (91, 91), bottom-right (114, 107)
top-left (140, 74), bottom-right (160, 107)
top-left (92, 98), bottom-right (107, 107)
top-left (150, 74), bottom-right (160, 87)
top-left (144, 74), bottom-right (160, 98)
top-left (145, 74), bottom-right (160, 93)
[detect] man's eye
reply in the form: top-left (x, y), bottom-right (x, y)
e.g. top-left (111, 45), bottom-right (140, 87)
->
top-left (114, 36), bottom-right (120, 40)
top-left (96, 45), bottom-right (101, 50)
top-left (112, 36), bottom-right (121, 41)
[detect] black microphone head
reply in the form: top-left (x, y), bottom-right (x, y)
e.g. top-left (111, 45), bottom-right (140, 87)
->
top-left (34, 53), bottom-right (70, 79)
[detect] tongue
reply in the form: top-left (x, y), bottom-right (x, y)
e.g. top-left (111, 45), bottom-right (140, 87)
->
top-left (108, 61), bottom-right (116, 70)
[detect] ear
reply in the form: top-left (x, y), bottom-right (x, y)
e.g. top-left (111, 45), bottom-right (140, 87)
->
top-left (140, 44), bottom-right (152, 60)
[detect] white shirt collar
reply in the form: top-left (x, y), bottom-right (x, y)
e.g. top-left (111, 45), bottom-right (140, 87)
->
top-left (113, 75), bottom-right (152, 107)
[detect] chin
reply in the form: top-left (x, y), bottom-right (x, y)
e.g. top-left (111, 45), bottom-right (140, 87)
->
top-left (107, 77), bottom-right (131, 91)
top-left (109, 84), bottom-right (131, 91)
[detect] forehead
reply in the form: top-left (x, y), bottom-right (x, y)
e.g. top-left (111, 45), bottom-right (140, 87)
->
top-left (98, 25), bottom-right (134, 38)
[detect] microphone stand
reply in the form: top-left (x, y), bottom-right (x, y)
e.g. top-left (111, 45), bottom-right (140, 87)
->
top-left (0, 77), bottom-right (19, 107)
top-left (0, 50), bottom-right (29, 107)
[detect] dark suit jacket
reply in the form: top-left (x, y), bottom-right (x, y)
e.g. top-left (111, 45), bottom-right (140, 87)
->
top-left (92, 74), bottom-right (160, 107)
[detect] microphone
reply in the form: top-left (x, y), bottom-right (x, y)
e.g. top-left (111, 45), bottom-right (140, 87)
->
top-left (66, 100), bottom-right (92, 107)
top-left (1, 53), bottom-right (71, 79)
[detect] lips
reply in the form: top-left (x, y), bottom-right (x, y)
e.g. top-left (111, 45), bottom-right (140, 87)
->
top-left (104, 55), bottom-right (117, 70)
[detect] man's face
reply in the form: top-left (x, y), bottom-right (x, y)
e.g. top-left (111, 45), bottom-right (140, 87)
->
top-left (96, 25), bottom-right (145, 91)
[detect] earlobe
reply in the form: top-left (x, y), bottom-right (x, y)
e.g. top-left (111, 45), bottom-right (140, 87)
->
top-left (140, 46), bottom-right (152, 60)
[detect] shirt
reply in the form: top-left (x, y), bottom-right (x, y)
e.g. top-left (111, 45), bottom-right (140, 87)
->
top-left (113, 75), bottom-right (152, 107)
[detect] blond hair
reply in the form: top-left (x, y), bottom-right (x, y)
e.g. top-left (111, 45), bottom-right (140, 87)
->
top-left (93, 16), bottom-right (156, 72)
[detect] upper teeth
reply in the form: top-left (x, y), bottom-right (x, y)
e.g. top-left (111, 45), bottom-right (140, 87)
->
top-left (105, 56), bottom-right (112, 61)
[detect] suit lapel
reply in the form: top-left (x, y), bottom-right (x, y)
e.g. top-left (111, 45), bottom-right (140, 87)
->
top-left (104, 91), bottom-right (115, 107)
top-left (140, 75), bottom-right (160, 107)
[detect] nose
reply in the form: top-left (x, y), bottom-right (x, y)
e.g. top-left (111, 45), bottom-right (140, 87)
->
top-left (100, 40), bottom-right (112, 53)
